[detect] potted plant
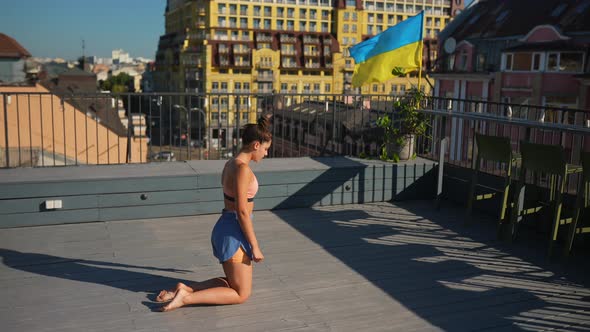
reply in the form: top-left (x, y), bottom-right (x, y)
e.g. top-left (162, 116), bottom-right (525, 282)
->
top-left (376, 87), bottom-right (429, 162)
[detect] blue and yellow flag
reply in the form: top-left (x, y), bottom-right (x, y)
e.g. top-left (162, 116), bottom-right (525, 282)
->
top-left (349, 11), bottom-right (424, 87)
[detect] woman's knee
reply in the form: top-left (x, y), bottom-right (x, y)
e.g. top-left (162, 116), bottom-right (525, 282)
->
top-left (235, 290), bottom-right (251, 304)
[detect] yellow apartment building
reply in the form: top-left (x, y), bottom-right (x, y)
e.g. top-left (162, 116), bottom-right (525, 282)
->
top-left (154, 0), bottom-right (463, 128)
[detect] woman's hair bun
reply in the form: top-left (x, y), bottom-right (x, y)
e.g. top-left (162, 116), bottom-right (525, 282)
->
top-left (257, 114), bottom-right (271, 131)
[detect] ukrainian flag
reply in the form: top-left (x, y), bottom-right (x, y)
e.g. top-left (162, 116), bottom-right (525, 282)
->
top-left (349, 11), bottom-right (424, 87)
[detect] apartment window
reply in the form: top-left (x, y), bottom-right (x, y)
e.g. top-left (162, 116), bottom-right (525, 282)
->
top-left (234, 82), bottom-right (241, 91)
top-left (346, 0), bottom-right (355, 6)
top-left (277, 20), bottom-right (284, 30)
top-left (253, 6), bottom-right (261, 16)
top-left (502, 53), bottom-right (513, 71)
top-left (300, 9), bottom-right (307, 18)
top-left (325, 83), bottom-right (331, 93)
top-left (562, 52), bottom-right (584, 72)
top-left (277, 7), bottom-right (284, 17)
top-left (458, 51), bottom-right (468, 70)
top-left (372, 84), bottom-right (378, 92)
top-left (352, 12), bottom-right (357, 21)
top-left (240, 5), bottom-right (248, 15)
top-left (241, 112), bottom-right (249, 121)
top-left (221, 82), bottom-right (228, 91)
top-left (264, 6), bottom-right (272, 16)
top-left (212, 112), bottom-right (219, 120)
top-left (532, 53), bottom-right (542, 71)
top-left (391, 84), bottom-right (398, 94)
top-left (476, 54), bottom-right (486, 72)
top-left (343, 12), bottom-right (349, 20)
top-left (221, 112), bottom-right (227, 120)
top-left (212, 82), bottom-right (219, 91)
top-left (243, 83), bottom-right (250, 91)
top-left (343, 24), bottom-right (349, 33)
top-left (281, 83), bottom-right (288, 92)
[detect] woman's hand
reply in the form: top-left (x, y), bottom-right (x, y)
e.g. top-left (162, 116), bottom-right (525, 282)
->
top-left (252, 246), bottom-right (264, 263)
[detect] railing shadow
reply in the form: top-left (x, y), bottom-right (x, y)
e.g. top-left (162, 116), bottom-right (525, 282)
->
top-left (269, 157), bottom-right (590, 331)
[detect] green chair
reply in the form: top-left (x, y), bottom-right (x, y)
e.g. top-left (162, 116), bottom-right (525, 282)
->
top-left (466, 134), bottom-right (518, 236)
top-left (564, 151), bottom-right (590, 256)
top-left (508, 141), bottom-right (582, 257)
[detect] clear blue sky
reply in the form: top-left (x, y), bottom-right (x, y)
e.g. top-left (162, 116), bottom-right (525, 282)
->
top-left (1, 1), bottom-right (165, 60)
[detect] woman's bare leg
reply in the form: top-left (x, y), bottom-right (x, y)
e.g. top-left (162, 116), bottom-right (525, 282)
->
top-left (160, 260), bottom-right (252, 311)
top-left (156, 278), bottom-right (229, 302)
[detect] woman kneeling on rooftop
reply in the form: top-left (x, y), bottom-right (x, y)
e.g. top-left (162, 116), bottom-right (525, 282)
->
top-left (157, 115), bottom-right (272, 312)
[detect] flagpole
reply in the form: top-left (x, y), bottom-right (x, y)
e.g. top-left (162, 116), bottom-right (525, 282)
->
top-left (417, 11), bottom-right (424, 91)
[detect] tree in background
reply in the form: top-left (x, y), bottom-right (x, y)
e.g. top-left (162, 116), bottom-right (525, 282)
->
top-left (99, 72), bottom-right (134, 93)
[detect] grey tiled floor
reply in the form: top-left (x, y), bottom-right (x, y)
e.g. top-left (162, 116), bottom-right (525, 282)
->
top-left (1, 201), bottom-right (589, 331)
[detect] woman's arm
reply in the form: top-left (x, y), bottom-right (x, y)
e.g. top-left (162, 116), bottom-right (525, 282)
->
top-left (234, 163), bottom-right (264, 262)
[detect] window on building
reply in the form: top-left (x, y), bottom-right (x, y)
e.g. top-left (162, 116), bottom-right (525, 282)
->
top-left (221, 112), bottom-right (227, 120)
top-left (458, 51), bottom-right (468, 70)
top-left (476, 54), bottom-right (486, 72)
top-left (241, 112), bottom-right (249, 121)
top-left (532, 53), bottom-right (542, 71)
top-left (502, 53), bottom-right (513, 71)
top-left (559, 52), bottom-right (584, 72)
top-left (391, 84), bottom-right (398, 94)
top-left (234, 82), bottom-right (241, 91)
top-left (372, 84), bottom-right (378, 92)
top-left (212, 82), bottom-right (219, 91)
top-left (325, 83), bottom-right (331, 92)
top-left (221, 82), bottom-right (228, 91)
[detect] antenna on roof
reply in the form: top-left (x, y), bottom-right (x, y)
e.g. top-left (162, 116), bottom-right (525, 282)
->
top-left (82, 38), bottom-right (85, 58)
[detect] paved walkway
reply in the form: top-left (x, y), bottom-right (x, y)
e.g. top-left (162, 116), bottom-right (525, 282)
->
top-left (1, 201), bottom-right (589, 331)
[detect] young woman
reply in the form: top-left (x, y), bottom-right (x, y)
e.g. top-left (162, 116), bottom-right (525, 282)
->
top-left (157, 116), bottom-right (272, 312)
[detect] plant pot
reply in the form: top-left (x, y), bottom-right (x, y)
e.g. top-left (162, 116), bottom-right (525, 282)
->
top-left (388, 134), bottom-right (415, 161)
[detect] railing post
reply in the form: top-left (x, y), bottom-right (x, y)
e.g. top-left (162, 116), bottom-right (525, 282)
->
top-left (2, 94), bottom-right (9, 168)
top-left (435, 114), bottom-right (448, 210)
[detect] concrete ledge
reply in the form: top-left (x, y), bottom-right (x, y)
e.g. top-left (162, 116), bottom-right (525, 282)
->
top-left (0, 157), bottom-right (437, 228)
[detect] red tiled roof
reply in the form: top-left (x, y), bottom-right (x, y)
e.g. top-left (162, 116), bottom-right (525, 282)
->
top-left (0, 33), bottom-right (31, 58)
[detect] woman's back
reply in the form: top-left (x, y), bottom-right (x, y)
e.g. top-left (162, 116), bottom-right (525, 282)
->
top-left (222, 157), bottom-right (258, 212)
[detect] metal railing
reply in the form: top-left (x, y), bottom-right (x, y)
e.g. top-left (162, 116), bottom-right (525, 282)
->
top-left (1, 92), bottom-right (589, 179)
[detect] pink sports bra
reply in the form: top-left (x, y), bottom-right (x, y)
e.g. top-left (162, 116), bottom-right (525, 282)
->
top-left (223, 162), bottom-right (259, 202)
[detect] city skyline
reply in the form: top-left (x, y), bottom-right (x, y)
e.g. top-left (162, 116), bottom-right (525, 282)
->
top-left (2, 0), bottom-right (475, 61)
top-left (1, 1), bottom-right (165, 60)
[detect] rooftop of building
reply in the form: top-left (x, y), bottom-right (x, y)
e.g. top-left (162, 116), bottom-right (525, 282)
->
top-left (441, 0), bottom-right (590, 42)
top-left (0, 33), bottom-right (32, 59)
top-left (1, 198), bottom-right (588, 331)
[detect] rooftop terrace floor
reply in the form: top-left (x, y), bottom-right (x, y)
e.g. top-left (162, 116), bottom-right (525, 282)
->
top-left (1, 201), bottom-right (589, 332)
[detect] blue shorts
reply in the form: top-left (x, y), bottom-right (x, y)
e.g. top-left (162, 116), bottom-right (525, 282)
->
top-left (211, 210), bottom-right (253, 263)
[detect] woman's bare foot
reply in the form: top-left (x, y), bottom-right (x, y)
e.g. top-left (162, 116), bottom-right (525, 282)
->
top-left (160, 289), bottom-right (189, 312)
top-left (156, 290), bottom-right (175, 302)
